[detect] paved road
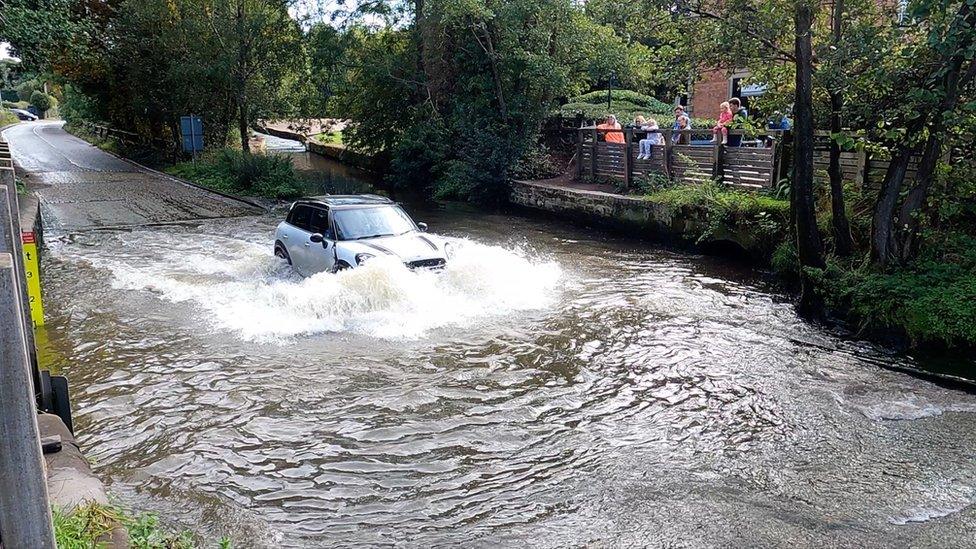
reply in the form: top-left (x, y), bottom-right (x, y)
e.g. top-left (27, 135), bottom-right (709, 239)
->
top-left (2, 121), bottom-right (260, 232)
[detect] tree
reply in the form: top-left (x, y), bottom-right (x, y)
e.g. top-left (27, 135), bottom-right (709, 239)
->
top-left (29, 89), bottom-right (54, 111)
top-left (869, 0), bottom-right (976, 266)
top-left (792, 0), bottom-right (827, 317)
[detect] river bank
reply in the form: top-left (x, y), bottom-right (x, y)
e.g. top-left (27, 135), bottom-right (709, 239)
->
top-left (510, 175), bottom-right (976, 363)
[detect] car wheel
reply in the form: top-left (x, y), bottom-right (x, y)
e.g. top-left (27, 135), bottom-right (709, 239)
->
top-left (333, 261), bottom-right (352, 273)
top-left (274, 243), bottom-right (291, 265)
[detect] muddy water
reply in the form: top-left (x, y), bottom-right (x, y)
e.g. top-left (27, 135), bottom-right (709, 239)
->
top-left (37, 147), bottom-right (976, 547)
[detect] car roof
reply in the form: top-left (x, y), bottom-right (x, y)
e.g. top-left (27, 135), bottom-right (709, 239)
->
top-left (294, 194), bottom-right (394, 208)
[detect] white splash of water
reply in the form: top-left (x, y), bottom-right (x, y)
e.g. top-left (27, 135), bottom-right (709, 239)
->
top-left (62, 232), bottom-right (563, 341)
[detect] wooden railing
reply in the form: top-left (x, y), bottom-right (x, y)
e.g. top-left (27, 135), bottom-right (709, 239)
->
top-left (576, 127), bottom-right (790, 190)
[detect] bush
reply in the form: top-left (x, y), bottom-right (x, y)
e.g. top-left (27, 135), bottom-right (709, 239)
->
top-left (16, 80), bottom-right (38, 102)
top-left (166, 149), bottom-right (302, 199)
top-left (29, 90), bottom-right (56, 112)
top-left (1, 109), bottom-right (19, 127)
top-left (835, 235), bottom-right (976, 347)
top-left (510, 144), bottom-right (562, 180)
top-left (571, 89), bottom-right (673, 112)
top-left (560, 89), bottom-right (675, 124)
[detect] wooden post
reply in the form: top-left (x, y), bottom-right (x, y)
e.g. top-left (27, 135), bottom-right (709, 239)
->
top-left (855, 148), bottom-right (868, 190)
top-left (0, 195), bottom-right (56, 548)
top-left (712, 133), bottom-right (725, 182)
top-left (623, 127), bottom-right (633, 190)
top-left (663, 129), bottom-right (674, 180)
top-left (590, 128), bottom-right (598, 179)
top-left (576, 129), bottom-right (583, 179)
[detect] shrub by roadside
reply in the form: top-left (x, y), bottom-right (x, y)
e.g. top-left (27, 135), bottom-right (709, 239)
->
top-left (166, 149), bottom-right (303, 199)
top-left (1, 109), bottom-right (20, 127)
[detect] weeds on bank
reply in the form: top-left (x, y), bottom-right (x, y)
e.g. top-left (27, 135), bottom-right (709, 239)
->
top-left (54, 503), bottom-right (233, 549)
top-left (166, 149), bottom-right (302, 199)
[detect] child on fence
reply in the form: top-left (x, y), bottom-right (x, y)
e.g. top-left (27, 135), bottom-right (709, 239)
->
top-left (712, 102), bottom-right (733, 144)
top-left (637, 117), bottom-right (661, 160)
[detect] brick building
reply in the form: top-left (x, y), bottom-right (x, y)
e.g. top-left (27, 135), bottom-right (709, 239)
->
top-left (689, 68), bottom-right (766, 118)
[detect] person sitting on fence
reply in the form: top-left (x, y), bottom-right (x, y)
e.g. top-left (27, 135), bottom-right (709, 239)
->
top-left (727, 97), bottom-right (749, 146)
top-left (637, 117), bottom-right (661, 160)
top-left (673, 106), bottom-right (692, 144)
top-left (712, 101), bottom-right (733, 144)
top-left (597, 115), bottom-right (625, 144)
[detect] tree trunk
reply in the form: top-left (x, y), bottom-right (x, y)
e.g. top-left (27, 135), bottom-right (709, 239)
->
top-left (239, 99), bottom-right (251, 155)
top-left (826, 0), bottom-right (854, 257)
top-left (827, 90), bottom-right (854, 256)
top-left (870, 144), bottom-right (913, 265)
top-left (793, 0), bottom-right (827, 319)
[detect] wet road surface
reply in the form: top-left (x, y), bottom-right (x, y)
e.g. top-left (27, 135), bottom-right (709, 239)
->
top-left (2, 122), bottom-right (260, 231)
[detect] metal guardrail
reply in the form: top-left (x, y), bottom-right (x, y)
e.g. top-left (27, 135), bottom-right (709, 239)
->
top-left (0, 136), bottom-right (57, 548)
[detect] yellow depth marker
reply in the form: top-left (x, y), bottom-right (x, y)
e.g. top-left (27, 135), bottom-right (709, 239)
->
top-left (21, 231), bottom-right (44, 328)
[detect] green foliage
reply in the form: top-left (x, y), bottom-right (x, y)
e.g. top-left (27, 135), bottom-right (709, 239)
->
top-left (510, 144), bottom-right (562, 180)
top-left (646, 180), bottom-right (790, 245)
top-left (0, 109), bottom-right (19, 127)
top-left (2, 100), bottom-right (30, 109)
top-left (166, 149), bottom-right (302, 199)
top-left (834, 236), bottom-right (976, 347)
top-left (560, 89), bottom-right (673, 122)
top-left (29, 89), bottom-right (56, 111)
top-left (572, 89), bottom-right (672, 112)
top-left (312, 131), bottom-right (343, 145)
top-left (15, 79), bottom-right (39, 101)
top-left (53, 503), bottom-right (232, 549)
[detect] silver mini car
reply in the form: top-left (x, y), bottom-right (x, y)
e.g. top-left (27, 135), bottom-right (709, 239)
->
top-left (274, 195), bottom-right (452, 276)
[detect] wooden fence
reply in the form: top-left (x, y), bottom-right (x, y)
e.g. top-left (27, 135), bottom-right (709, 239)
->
top-left (811, 134), bottom-right (937, 191)
top-left (577, 127), bottom-right (789, 190)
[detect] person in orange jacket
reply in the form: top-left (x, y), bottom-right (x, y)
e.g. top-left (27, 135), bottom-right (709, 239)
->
top-left (596, 115), bottom-right (625, 144)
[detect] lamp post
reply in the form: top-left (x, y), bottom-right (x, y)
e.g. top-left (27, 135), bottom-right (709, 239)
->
top-left (606, 71), bottom-right (617, 111)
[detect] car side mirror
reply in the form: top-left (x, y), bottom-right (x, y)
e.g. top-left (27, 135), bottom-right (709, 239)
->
top-left (417, 222), bottom-right (428, 232)
top-left (309, 233), bottom-right (324, 243)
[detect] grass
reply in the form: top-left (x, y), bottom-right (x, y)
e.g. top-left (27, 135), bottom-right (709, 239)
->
top-left (54, 503), bottom-right (232, 548)
top-left (1, 109), bottom-right (20, 127)
top-left (312, 131), bottom-right (343, 145)
top-left (644, 180), bottom-right (790, 248)
top-left (166, 148), bottom-right (303, 199)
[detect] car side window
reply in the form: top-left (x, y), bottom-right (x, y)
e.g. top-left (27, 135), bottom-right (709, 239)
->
top-left (287, 205), bottom-right (313, 232)
top-left (309, 207), bottom-right (332, 237)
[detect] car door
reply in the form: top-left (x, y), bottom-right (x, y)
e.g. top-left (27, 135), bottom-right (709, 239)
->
top-left (304, 206), bottom-right (336, 275)
top-left (282, 204), bottom-right (314, 275)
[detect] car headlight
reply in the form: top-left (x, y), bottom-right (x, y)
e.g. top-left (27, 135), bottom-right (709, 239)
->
top-left (444, 242), bottom-right (456, 260)
top-left (355, 253), bottom-right (375, 265)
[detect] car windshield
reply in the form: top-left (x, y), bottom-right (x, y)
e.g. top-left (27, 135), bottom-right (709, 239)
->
top-left (333, 205), bottom-right (417, 240)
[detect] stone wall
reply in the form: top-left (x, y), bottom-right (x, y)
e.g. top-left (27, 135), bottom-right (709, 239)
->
top-left (510, 179), bottom-right (691, 241)
top-left (509, 179), bottom-right (778, 260)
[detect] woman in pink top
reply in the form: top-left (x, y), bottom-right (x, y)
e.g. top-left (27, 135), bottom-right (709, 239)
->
top-left (712, 102), bottom-right (733, 144)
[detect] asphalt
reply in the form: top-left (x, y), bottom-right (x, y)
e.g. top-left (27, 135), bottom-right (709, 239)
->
top-left (2, 121), bottom-right (261, 232)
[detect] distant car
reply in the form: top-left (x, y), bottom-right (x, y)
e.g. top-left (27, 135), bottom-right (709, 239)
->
top-left (274, 195), bottom-right (453, 276)
top-left (8, 108), bottom-right (38, 121)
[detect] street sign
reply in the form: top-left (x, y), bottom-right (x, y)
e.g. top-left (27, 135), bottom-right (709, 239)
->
top-left (180, 115), bottom-right (204, 154)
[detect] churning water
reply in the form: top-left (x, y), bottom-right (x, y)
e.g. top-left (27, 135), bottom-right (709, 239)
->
top-left (39, 196), bottom-right (976, 545)
top-left (52, 225), bottom-right (561, 341)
